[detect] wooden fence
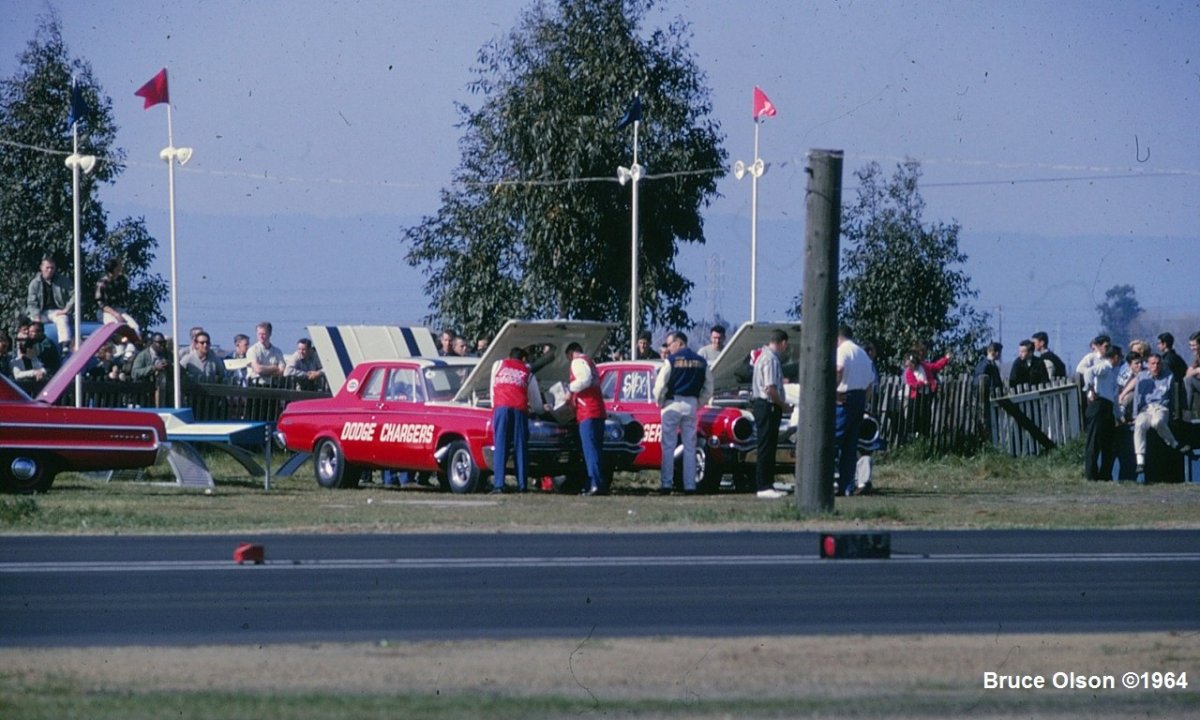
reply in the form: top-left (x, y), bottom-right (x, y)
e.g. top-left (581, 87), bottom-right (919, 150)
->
top-left (866, 373), bottom-right (1083, 456)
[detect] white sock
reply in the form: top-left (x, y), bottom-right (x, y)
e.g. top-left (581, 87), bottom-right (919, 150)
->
top-left (1136, 454), bottom-right (1145, 464)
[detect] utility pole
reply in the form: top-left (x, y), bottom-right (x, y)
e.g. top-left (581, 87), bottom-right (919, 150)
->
top-left (795, 149), bottom-right (843, 513)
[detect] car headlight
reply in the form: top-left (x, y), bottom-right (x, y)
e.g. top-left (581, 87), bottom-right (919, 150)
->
top-left (604, 418), bottom-right (624, 442)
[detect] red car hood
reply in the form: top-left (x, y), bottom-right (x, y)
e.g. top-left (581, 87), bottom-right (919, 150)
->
top-left (35, 324), bottom-right (140, 405)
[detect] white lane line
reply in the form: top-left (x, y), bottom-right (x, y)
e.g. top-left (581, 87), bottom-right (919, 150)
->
top-left (2, 553), bottom-right (1199, 573)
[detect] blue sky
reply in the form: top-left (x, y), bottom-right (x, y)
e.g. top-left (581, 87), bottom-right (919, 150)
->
top-left (3, 0), bottom-right (1197, 365)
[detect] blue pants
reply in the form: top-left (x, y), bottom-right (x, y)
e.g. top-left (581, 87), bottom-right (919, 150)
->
top-left (493, 406), bottom-right (529, 490)
top-left (579, 417), bottom-right (606, 491)
top-left (835, 389), bottom-right (866, 494)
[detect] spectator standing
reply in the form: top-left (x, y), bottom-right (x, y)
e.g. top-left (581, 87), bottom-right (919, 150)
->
top-left (566, 342), bottom-right (608, 495)
top-left (0, 331), bottom-right (13, 380)
top-left (179, 331), bottom-right (226, 383)
top-left (750, 329), bottom-right (791, 499)
top-left (696, 325), bottom-right (726, 363)
top-left (1158, 332), bottom-right (1188, 414)
top-left (439, 329), bottom-right (457, 356)
top-left (285, 338), bottom-right (325, 390)
top-left (1008, 340), bottom-right (1048, 388)
top-left (26, 255), bottom-right (74, 351)
top-left (489, 346), bottom-right (543, 493)
top-left (95, 257), bottom-right (140, 334)
top-left (475, 335), bottom-right (492, 356)
top-left (452, 336), bottom-right (473, 357)
top-left (20, 317), bottom-right (61, 374)
top-left (1122, 354), bottom-right (1192, 475)
top-left (634, 330), bottom-right (657, 360)
top-left (1185, 331), bottom-right (1200, 419)
top-left (1031, 331), bottom-right (1067, 380)
top-left (246, 322), bottom-right (285, 384)
top-left (1082, 346), bottom-right (1123, 480)
top-left (903, 348), bottom-right (952, 399)
top-left (131, 332), bottom-right (172, 406)
top-left (653, 331), bottom-right (713, 495)
top-left (836, 325), bottom-right (876, 496)
top-left (11, 339), bottom-right (47, 382)
top-left (972, 342), bottom-right (1004, 394)
top-left (1074, 335), bottom-right (1111, 377)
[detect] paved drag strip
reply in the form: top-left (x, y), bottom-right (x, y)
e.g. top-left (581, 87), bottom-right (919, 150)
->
top-left (3, 552), bottom-right (1200, 573)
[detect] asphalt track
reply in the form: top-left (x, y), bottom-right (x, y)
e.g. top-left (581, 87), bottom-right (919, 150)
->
top-left (1, 530), bottom-right (1197, 647)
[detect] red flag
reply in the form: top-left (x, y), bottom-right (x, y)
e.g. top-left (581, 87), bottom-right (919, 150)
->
top-left (135, 68), bottom-right (170, 109)
top-left (753, 86), bottom-right (777, 120)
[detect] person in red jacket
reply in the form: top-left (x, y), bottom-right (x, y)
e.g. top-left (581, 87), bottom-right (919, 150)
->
top-left (489, 346), bottom-right (543, 494)
top-left (903, 349), bottom-right (951, 439)
top-left (567, 341), bottom-right (608, 495)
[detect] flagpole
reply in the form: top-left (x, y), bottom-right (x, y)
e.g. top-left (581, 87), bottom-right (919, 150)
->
top-left (750, 121), bottom-right (760, 323)
top-left (165, 103), bottom-right (181, 410)
top-left (70, 124), bottom-right (84, 407)
top-left (630, 118), bottom-right (640, 359)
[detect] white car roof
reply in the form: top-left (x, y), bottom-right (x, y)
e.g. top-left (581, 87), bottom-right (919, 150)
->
top-left (308, 325), bottom-right (439, 393)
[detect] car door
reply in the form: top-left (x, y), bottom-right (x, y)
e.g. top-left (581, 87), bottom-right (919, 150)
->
top-left (374, 365), bottom-right (436, 470)
top-left (605, 365), bottom-right (660, 466)
top-left (338, 365), bottom-right (387, 466)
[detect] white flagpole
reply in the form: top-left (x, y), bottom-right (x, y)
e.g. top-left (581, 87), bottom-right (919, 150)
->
top-left (70, 124), bottom-right (83, 407)
top-left (165, 103), bottom-right (181, 410)
top-left (750, 121), bottom-right (760, 322)
top-left (629, 118), bottom-right (640, 359)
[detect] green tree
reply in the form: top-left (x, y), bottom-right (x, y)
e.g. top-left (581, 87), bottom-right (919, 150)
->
top-left (1096, 284), bottom-right (1142, 349)
top-left (0, 12), bottom-right (166, 332)
top-left (799, 159), bottom-right (990, 373)
top-left (402, 0), bottom-right (726, 344)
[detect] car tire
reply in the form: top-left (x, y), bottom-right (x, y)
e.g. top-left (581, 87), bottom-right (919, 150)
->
top-left (314, 438), bottom-right (360, 489)
top-left (695, 446), bottom-right (722, 494)
top-left (441, 440), bottom-right (480, 494)
top-left (0, 452), bottom-right (56, 494)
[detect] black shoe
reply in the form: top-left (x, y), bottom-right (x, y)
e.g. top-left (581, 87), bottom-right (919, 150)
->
top-left (489, 487), bottom-right (505, 495)
top-left (584, 487), bottom-right (609, 496)
top-left (1179, 445), bottom-right (1194, 457)
top-left (1135, 463), bottom-right (1144, 475)
top-left (656, 487), bottom-right (672, 496)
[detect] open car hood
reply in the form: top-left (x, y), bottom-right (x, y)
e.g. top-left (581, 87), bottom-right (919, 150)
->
top-left (36, 323), bottom-right (140, 405)
top-left (710, 321), bottom-right (803, 393)
top-left (308, 325), bottom-right (440, 394)
top-left (453, 320), bottom-right (614, 404)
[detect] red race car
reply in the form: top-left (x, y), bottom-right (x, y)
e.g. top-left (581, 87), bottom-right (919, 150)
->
top-left (0, 324), bottom-right (168, 494)
top-left (275, 320), bottom-right (643, 493)
top-left (598, 322), bottom-right (803, 493)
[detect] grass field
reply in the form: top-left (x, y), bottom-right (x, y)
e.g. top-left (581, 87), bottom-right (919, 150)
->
top-left (2, 438), bottom-right (1197, 719)
top-left (2, 437), bottom-right (1197, 534)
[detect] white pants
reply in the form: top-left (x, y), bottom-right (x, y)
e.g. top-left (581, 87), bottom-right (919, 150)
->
top-left (659, 396), bottom-right (699, 491)
top-left (32, 310), bottom-right (72, 345)
top-left (1133, 404), bottom-right (1179, 454)
top-left (102, 311), bottom-right (141, 336)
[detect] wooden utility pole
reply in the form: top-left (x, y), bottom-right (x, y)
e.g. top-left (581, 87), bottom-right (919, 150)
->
top-left (795, 149), bottom-right (843, 513)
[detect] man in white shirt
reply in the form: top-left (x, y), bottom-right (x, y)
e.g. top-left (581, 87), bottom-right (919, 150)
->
top-left (836, 324), bottom-right (876, 495)
top-left (246, 321), bottom-right (285, 383)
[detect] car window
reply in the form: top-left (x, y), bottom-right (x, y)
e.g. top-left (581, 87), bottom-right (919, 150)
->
top-left (423, 365), bottom-right (471, 402)
top-left (619, 369), bottom-right (653, 402)
top-left (361, 367), bottom-right (386, 401)
top-left (600, 370), bottom-right (617, 401)
top-left (386, 367), bottom-right (420, 402)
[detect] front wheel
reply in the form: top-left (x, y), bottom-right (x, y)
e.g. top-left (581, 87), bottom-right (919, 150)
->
top-left (0, 452), bottom-right (56, 494)
top-left (314, 438), bottom-right (360, 489)
top-left (441, 440), bottom-right (480, 494)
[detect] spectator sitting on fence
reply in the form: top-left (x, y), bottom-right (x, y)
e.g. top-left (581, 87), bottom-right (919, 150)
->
top-left (180, 331), bottom-right (227, 383)
top-left (1075, 335), bottom-right (1112, 377)
top-left (12, 339), bottom-right (47, 382)
top-left (26, 254), bottom-right (75, 353)
top-left (285, 338), bottom-right (325, 391)
top-left (1031, 331), bottom-right (1067, 380)
top-left (246, 322), bottom-right (286, 384)
top-left (1082, 345), bottom-right (1124, 481)
top-left (1128, 339), bottom-right (1151, 360)
top-left (95, 257), bottom-right (140, 335)
top-left (972, 342), bottom-right (1004, 394)
top-left (1008, 339), bottom-right (1049, 388)
top-left (1121, 353), bottom-right (1192, 475)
